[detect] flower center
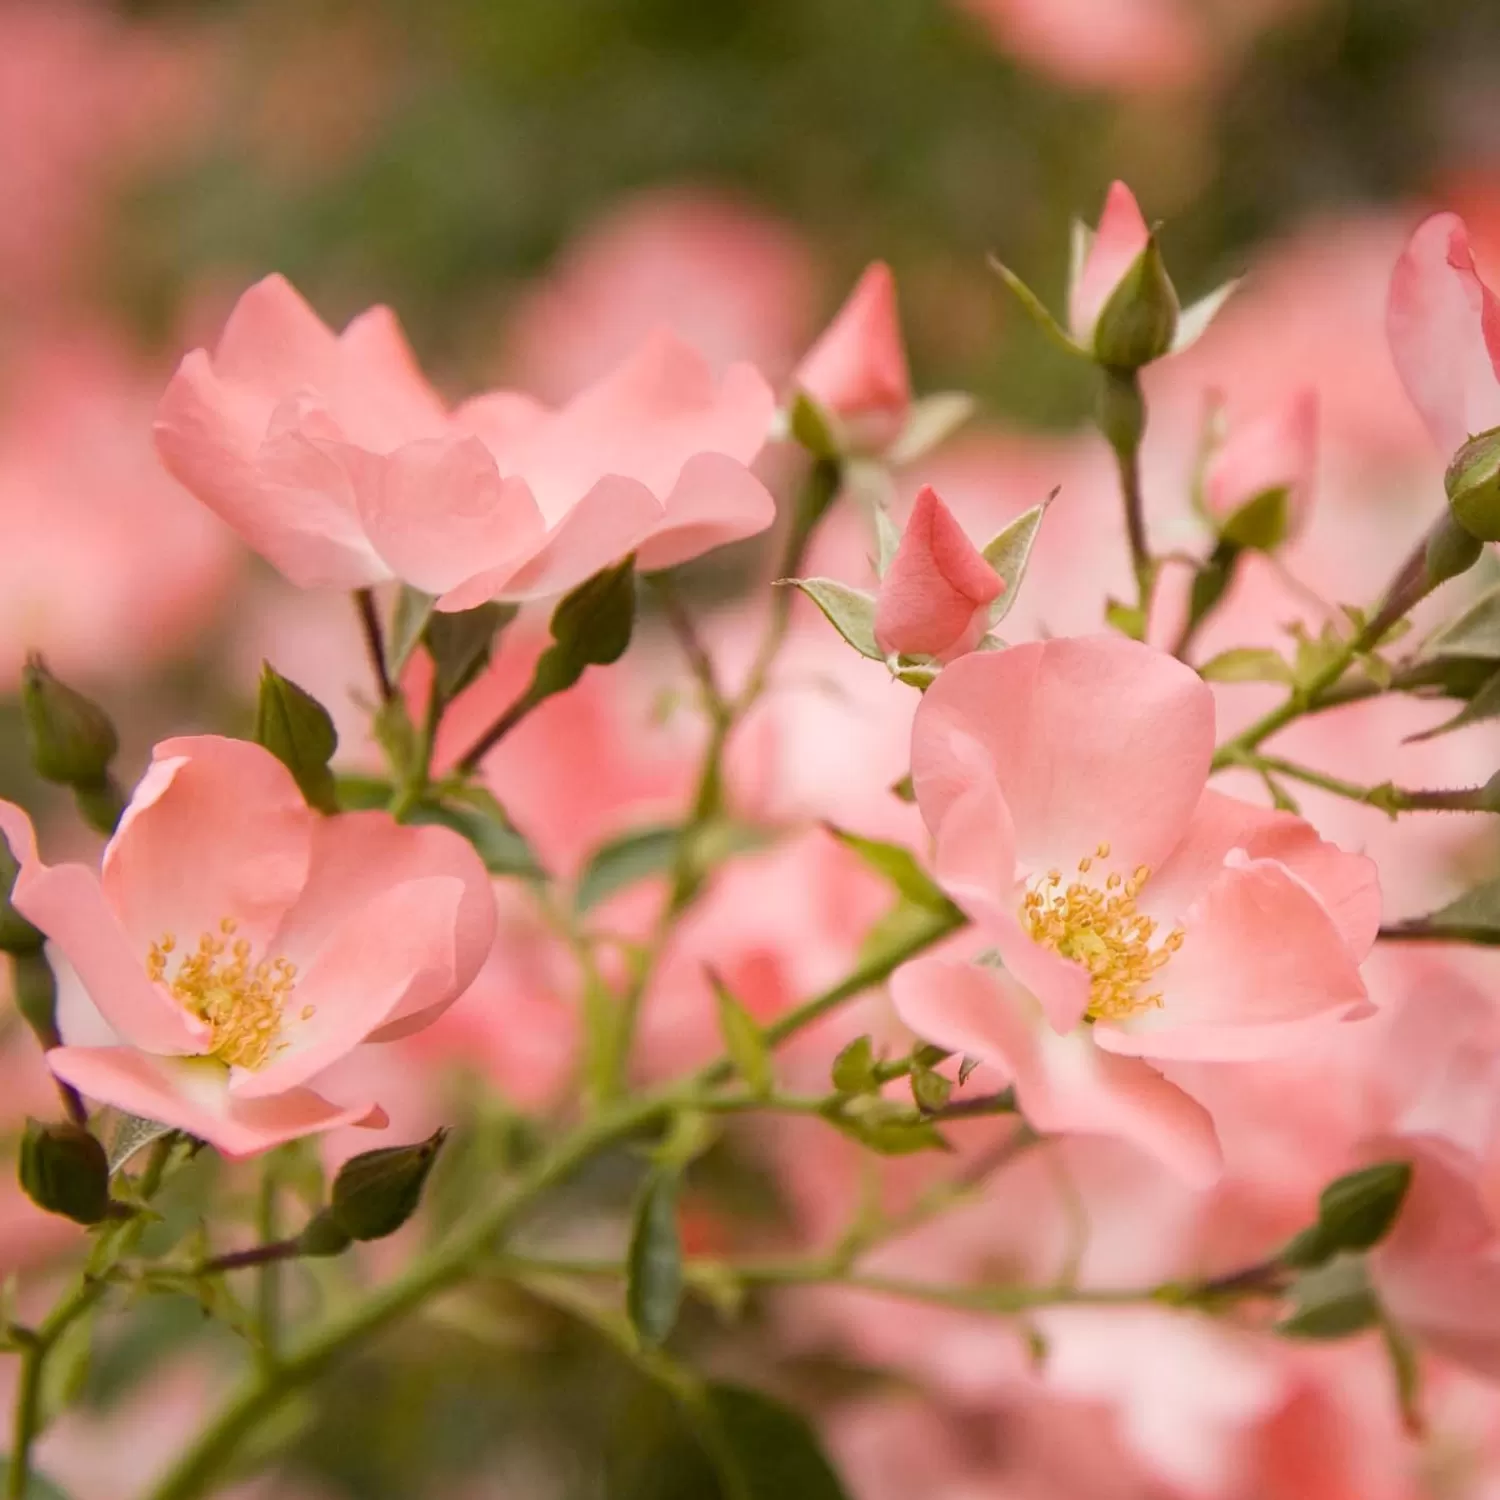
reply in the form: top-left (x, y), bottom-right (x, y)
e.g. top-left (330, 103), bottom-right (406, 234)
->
top-left (1020, 842), bottom-right (1184, 1022)
top-left (146, 918), bottom-right (304, 1070)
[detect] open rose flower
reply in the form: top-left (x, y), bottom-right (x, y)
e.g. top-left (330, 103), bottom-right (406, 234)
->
top-left (890, 636), bottom-right (1379, 1184)
top-left (0, 736), bottom-right (495, 1157)
top-left (154, 275), bottom-right (777, 607)
top-left (874, 484), bottom-right (1003, 662)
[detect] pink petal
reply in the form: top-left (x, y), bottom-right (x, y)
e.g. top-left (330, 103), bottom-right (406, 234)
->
top-left (211, 274), bottom-right (342, 391)
top-left (331, 305), bottom-right (451, 448)
top-left (912, 636), bottom-right (1214, 877)
top-left (1097, 856), bottom-right (1371, 1062)
top-left (1069, 182), bottom-right (1151, 342)
top-left (102, 736), bottom-right (314, 958)
top-left (1203, 390), bottom-right (1319, 532)
top-left (47, 1046), bottom-right (382, 1159)
top-left (154, 355), bottom-right (386, 590)
top-left (1141, 788), bottom-right (1380, 959)
top-left (0, 802), bottom-right (206, 1055)
top-left (232, 875), bottom-right (471, 1099)
top-left (890, 956), bottom-right (1219, 1184)
top-left (354, 436), bottom-right (546, 595)
top-left (793, 262), bottom-right (911, 423)
top-left (271, 810), bottom-right (497, 1037)
top-left (1375, 1251), bottom-right (1500, 1381)
top-left (1387, 212), bottom-right (1500, 455)
top-left (632, 450), bottom-right (778, 572)
top-left (874, 485), bottom-right (1004, 660)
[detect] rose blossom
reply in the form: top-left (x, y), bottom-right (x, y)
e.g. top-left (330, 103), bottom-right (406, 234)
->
top-left (154, 275), bottom-right (777, 606)
top-left (0, 736), bottom-right (495, 1157)
top-left (890, 635), bottom-right (1378, 1184)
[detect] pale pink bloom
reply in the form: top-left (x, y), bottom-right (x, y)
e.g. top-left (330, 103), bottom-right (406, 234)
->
top-left (874, 484), bottom-right (1003, 662)
top-left (0, 736), bottom-right (495, 1157)
top-left (793, 262), bottom-right (911, 447)
top-left (1387, 212), bottom-right (1500, 457)
top-left (1202, 390), bottom-right (1319, 537)
top-left (891, 635), bottom-right (1378, 1184)
top-left (1069, 182), bottom-right (1153, 347)
top-left (0, 331), bottom-right (239, 689)
top-left (503, 186), bottom-right (817, 398)
top-left (155, 275), bottom-right (776, 604)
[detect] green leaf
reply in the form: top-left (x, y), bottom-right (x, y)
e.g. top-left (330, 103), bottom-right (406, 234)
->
top-left (886, 392), bottom-right (975, 467)
top-left (575, 825), bottom-right (681, 913)
top-left (531, 557), bottom-right (639, 702)
top-left (1422, 582), bottom-right (1500, 660)
top-left (823, 1096), bottom-right (952, 1156)
top-left (824, 825), bottom-right (956, 914)
top-left (1406, 668), bottom-right (1500, 742)
top-left (709, 971), bottom-right (772, 1098)
top-left (0, 1461), bottom-right (74, 1499)
top-left (335, 774), bottom-right (394, 811)
top-left (372, 697), bottom-right (418, 781)
top-left (855, 896), bottom-right (959, 971)
top-left (1277, 1257), bottom-right (1381, 1341)
top-left (1104, 598), bottom-right (1147, 641)
top-left (781, 579), bottom-right (882, 660)
top-left (987, 255), bottom-right (1083, 358)
top-left (1220, 488), bottom-right (1291, 552)
top-left (981, 495), bottom-right (1054, 627)
top-left (1198, 647), bottom-right (1296, 685)
top-left (626, 1171), bottom-right (683, 1349)
top-left (1280, 1160), bottom-right (1412, 1269)
top-left (704, 1382), bottom-right (853, 1500)
top-left (788, 391), bottom-right (839, 460)
top-left (408, 793), bottom-right (545, 880)
top-left (255, 664), bottom-right (338, 813)
top-left (385, 586), bottom-right (436, 682)
top-left (425, 602), bottom-right (518, 699)
top-left (1412, 876), bottom-right (1500, 936)
top-left (830, 1036), bottom-right (878, 1095)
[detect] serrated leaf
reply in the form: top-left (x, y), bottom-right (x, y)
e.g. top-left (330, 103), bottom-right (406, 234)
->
top-left (1423, 583), bottom-right (1500, 660)
top-left (626, 1171), bottom-right (682, 1349)
top-left (981, 496), bottom-right (1054, 627)
top-left (408, 797), bottom-right (544, 879)
top-left (886, 392), bottom-right (975, 467)
top-left (782, 580), bottom-right (882, 660)
top-left (385, 586), bottom-right (436, 681)
top-left (988, 255), bottom-right (1083, 357)
top-left (830, 1036), bottom-right (878, 1095)
top-left (704, 1382), bottom-right (853, 1500)
top-left (1198, 648), bottom-right (1296, 684)
top-left (709, 970), bottom-right (772, 1098)
top-left (824, 825), bottom-right (955, 914)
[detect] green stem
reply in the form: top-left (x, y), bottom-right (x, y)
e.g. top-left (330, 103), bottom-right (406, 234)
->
top-left (1231, 753), bottom-right (1493, 815)
top-left (1098, 369), bottom-right (1155, 632)
top-left (388, 676), bottom-right (444, 821)
top-left (354, 589), bottom-right (394, 704)
top-left (1379, 921), bottom-right (1500, 946)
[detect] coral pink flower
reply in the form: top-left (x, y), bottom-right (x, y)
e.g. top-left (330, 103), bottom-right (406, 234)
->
top-left (793, 262), bottom-right (911, 448)
top-left (873, 484), bottom-right (1003, 661)
top-left (0, 736), bottom-right (495, 1157)
top-left (154, 275), bottom-right (776, 605)
top-left (1069, 181), bottom-right (1154, 347)
top-left (1387, 212), bottom-right (1500, 457)
top-left (1203, 390), bottom-right (1319, 539)
top-left (890, 636), bottom-right (1378, 1184)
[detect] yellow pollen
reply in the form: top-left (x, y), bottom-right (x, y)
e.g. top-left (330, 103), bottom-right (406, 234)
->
top-left (146, 921), bottom-right (296, 1070)
top-left (1021, 849), bottom-right (1185, 1022)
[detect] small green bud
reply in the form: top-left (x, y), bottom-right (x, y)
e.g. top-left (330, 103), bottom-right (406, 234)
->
top-left (1445, 427), bottom-right (1500, 542)
top-left (294, 1207), bottom-right (355, 1258)
top-left (329, 1128), bottom-right (447, 1241)
top-left (0, 834), bottom-right (43, 958)
top-left (21, 656), bottom-right (118, 789)
top-left (1092, 238), bottom-right (1180, 371)
top-left (1280, 1159), bottom-right (1412, 1269)
top-left (1426, 508), bottom-right (1486, 584)
top-left (19, 1118), bottom-right (110, 1225)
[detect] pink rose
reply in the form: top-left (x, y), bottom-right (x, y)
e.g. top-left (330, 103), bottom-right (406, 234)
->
top-left (154, 275), bottom-right (776, 605)
top-left (1069, 181), bottom-right (1155, 348)
top-left (890, 635), bottom-right (1378, 1184)
top-left (0, 736), bottom-right (495, 1157)
top-left (873, 483), bottom-right (1003, 661)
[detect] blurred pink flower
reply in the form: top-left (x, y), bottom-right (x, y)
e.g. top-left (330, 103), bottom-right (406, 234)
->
top-left (1387, 211), bottom-right (1500, 458)
top-left (793, 261), bottom-right (912, 448)
top-left (1202, 390), bottom-right (1319, 539)
top-left (0, 332), bottom-right (239, 689)
top-left (892, 636), bottom-right (1378, 1183)
top-left (874, 483), bottom-right (1003, 662)
top-left (155, 275), bottom-right (776, 604)
top-left (0, 736), bottom-right (495, 1157)
top-left (503, 187), bottom-right (818, 398)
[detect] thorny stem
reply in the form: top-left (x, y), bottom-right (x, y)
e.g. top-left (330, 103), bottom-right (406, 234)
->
top-left (354, 589), bottom-right (395, 704)
top-left (1228, 752), bottom-right (1495, 816)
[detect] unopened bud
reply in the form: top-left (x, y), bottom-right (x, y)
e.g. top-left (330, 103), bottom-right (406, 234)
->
top-left (19, 1118), bottom-right (110, 1225)
top-left (1092, 238), bottom-right (1180, 371)
top-left (1445, 427), bottom-right (1500, 542)
top-left (21, 657), bottom-right (118, 789)
top-left (329, 1128), bottom-right (447, 1241)
top-left (1425, 509), bottom-right (1485, 586)
top-left (294, 1208), bottom-right (355, 1258)
top-left (0, 834), bottom-right (43, 958)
